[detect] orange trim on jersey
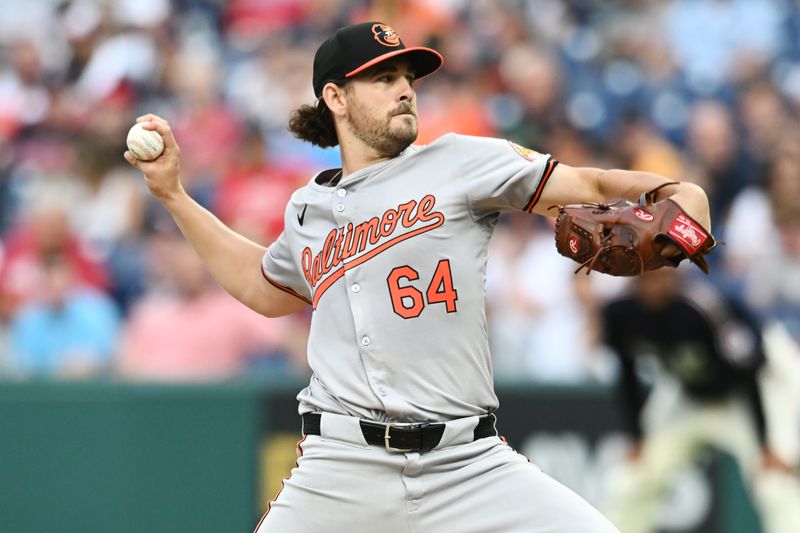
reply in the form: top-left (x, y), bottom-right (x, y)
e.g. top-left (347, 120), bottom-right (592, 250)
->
top-left (261, 266), bottom-right (312, 305)
top-left (311, 216), bottom-right (444, 308)
top-left (524, 158), bottom-right (559, 213)
top-left (252, 435), bottom-right (308, 533)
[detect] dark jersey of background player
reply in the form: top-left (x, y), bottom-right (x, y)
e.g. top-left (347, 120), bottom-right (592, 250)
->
top-left (602, 272), bottom-right (767, 446)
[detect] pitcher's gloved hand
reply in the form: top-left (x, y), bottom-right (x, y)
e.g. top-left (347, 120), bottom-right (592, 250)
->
top-left (551, 184), bottom-right (718, 276)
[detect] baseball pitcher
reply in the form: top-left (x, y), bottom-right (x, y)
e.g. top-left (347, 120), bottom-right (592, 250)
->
top-left (125, 21), bottom-right (714, 533)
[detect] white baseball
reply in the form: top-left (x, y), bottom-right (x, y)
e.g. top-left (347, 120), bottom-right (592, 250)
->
top-left (126, 122), bottom-right (165, 161)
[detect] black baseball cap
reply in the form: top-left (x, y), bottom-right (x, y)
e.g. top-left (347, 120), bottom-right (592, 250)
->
top-left (312, 22), bottom-right (443, 97)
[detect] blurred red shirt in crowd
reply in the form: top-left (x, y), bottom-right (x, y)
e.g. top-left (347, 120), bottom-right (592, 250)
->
top-left (0, 203), bottom-right (108, 319)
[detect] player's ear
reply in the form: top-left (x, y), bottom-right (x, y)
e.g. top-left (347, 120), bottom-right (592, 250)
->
top-left (322, 82), bottom-right (348, 117)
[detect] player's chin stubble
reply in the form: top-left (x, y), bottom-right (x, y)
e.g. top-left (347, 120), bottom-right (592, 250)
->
top-left (348, 100), bottom-right (418, 158)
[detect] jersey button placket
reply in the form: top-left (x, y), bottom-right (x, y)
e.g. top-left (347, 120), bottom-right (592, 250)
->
top-left (333, 182), bottom-right (387, 409)
top-left (331, 185), bottom-right (348, 223)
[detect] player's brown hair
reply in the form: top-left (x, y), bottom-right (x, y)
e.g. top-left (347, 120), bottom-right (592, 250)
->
top-left (288, 96), bottom-right (340, 148)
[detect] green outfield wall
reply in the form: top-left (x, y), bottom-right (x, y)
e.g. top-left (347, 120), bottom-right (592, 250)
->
top-left (0, 379), bottom-right (762, 533)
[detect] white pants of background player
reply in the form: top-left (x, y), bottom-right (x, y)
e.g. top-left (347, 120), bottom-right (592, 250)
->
top-left (254, 412), bottom-right (619, 533)
top-left (605, 373), bottom-right (800, 533)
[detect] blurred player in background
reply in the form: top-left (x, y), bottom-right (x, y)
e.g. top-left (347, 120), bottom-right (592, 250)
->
top-left (601, 267), bottom-right (800, 533)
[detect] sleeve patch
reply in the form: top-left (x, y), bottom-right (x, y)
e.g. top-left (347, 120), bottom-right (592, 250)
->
top-left (508, 141), bottom-right (542, 162)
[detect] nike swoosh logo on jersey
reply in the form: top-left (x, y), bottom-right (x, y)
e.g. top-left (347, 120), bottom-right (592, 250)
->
top-left (297, 204), bottom-right (308, 226)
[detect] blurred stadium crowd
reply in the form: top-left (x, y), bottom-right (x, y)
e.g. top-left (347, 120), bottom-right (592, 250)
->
top-left (0, 0), bottom-right (798, 383)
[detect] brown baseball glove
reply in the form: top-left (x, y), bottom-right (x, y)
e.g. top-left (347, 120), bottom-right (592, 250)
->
top-left (551, 185), bottom-right (717, 276)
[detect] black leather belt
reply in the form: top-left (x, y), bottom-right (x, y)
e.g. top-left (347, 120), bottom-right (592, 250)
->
top-left (301, 412), bottom-right (497, 453)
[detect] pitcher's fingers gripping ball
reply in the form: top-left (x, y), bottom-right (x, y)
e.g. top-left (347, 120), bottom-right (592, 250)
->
top-left (123, 115), bottom-right (182, 202)
top-left (551, 183), bottom-right (718, 276)
top-left (126, 122), bottom-right (165, 161)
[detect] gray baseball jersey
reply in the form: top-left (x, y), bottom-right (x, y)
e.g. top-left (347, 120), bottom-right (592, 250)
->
top-left (261, 133), bottom-right (557, 422)
top-left (256, 133), bottom-right (622, 533)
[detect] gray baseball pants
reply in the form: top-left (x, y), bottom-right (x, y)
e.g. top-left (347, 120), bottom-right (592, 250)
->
top-left (254, 412), bottom-right (619, 533)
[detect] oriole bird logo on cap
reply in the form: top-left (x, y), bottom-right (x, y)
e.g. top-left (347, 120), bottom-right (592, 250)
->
top-left (373, 24), bottom-right (401, 47)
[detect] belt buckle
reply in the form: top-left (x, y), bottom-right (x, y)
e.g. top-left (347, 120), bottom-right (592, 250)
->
top-left (383, 422), bottom-right (423, 453)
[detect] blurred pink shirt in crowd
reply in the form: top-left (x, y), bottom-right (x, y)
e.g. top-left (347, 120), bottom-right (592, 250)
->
top-left (119, 288), bottom-right (294, 381)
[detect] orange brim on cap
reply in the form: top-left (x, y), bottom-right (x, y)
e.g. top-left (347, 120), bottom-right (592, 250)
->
top-left (345, 47), bottom-right (444, 80)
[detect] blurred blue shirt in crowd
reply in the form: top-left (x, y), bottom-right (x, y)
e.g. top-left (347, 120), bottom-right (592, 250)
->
top-left (9, 254), bottom-right (120, 378)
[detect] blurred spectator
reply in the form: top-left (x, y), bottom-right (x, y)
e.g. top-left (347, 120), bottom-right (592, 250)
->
top-left (117, 234), bottom-right (307, 382)
top-left (612, 114), bottom-right (684, 178)
top-left (223, 35), bottom-right (334, 171)
top-left (746, 208), bottom-right (800, 342)
top-left (225, 36), bottom-right (315, 133)
top-left (167, 54), bottom-right (244, 204)
top-left (496, 43), bottom-right (566, 150)
top-left (487, 215), bottom-right (608, 383)
top-left (69, 137), bottom-right (147, 259)
top-left (214, 124), bottom-right (303, 243)
top-left (0, 185), bottom-right (108, 321)
top-left (737, 82), bottom-right (791, 171)
top-left (0, 39), bottom-right (51, 136)
top-left (8, 250), bottom-right (120, 379)
top-left (724, 131), bottom-right (800, 289)
top-left (684, 100), bottom-right (754, 224)
top-left (68, 137), bottom-right (149, 314)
